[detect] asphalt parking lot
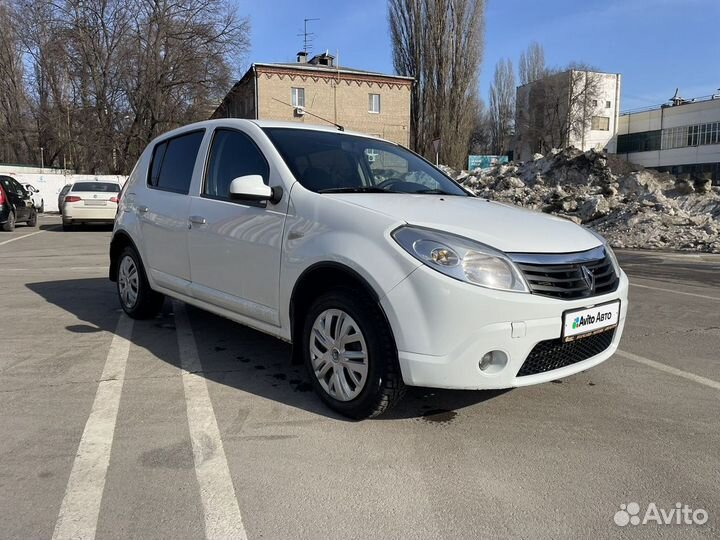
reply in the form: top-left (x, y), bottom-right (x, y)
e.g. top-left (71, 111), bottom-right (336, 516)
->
top-left (1, 214), bottom-right (718, 539)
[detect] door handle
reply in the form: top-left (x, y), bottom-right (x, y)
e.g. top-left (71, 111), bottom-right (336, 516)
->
top-left (189, 215), bottom-right (207, 225)
top-left (138, 205), bottom-right (149, 213)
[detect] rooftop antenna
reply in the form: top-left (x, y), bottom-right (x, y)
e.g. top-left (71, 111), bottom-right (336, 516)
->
top-left (670, 88), bottom-right (686, 106)
top-left (297, 18), bottom-right (320, 55)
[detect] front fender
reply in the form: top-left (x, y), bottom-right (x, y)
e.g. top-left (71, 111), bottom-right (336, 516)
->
top-left (278, 186), bottom-right (420, 334)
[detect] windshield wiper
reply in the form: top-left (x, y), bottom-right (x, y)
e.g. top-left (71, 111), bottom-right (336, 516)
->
top-left (414, 188), bottom-right (457, 195)
top-left (317, 186), bottom-right (396, 194)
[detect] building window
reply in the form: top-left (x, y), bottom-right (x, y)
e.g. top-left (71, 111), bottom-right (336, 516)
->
top-left (291, 87), bottom-right (305, 108)
top-left (658, 121), bottom-right (720, 150)
top-left (592, 99), bottom-right (598, 107)
top-left (591, 116), bottom-right (610, 131)
top-left (368, 93), bottom-right (381, 113)
top-left (605, 100), bottom-right (612, 108)
top-left (617, 130), bottom-right (661, 153)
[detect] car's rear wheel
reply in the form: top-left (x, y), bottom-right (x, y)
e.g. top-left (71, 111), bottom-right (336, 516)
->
top-left (27, 211), bottom-right (37, 227)
top-left (302, 288), bottom-right (405, 419)
top-left (117, 246), bottom-right (164, 319)
top-left (2, 211), bottom-right (15, 232)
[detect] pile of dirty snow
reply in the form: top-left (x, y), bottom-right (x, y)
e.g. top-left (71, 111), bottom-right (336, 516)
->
top-left (442, 148), bottom-right (720, 253)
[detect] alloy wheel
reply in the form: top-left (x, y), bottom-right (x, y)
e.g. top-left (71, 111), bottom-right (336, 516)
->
top-left (118, 255), bottom-right (139, 309)
top-left (309, 308), bottom-right (369, 401)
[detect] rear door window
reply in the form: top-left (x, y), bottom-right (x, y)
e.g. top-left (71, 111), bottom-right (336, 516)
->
top-left (148, 130), bottom-right (204, 194)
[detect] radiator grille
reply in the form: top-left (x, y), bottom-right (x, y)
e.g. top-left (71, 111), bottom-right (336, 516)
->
top-left (512, 248), bottom-right (619, 300)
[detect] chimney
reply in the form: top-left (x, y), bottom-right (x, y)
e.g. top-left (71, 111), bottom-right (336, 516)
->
top-left (297, 51), bottom-right (308, 63)
top-left (309, 51), bottom-right (335, 68)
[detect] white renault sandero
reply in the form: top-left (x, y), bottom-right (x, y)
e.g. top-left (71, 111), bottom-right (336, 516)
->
top-left (110, 119), bottom-right (628, 418)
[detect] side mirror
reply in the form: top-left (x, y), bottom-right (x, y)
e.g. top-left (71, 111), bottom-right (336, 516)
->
top-left (229, 175), bottom-right (282, 204)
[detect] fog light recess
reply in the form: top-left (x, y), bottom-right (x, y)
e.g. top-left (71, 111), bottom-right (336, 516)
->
top-left (479, 350), bottom-right (508, 374)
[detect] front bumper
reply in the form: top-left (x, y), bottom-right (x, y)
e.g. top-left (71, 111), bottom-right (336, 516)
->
top-left (380, 265), bottom-right (629, 390)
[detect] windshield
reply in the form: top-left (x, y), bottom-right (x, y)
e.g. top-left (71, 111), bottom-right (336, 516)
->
top-left (263, 128), bottom-right (468, 196)
top-left (71, 182), bottom-right (120, 192)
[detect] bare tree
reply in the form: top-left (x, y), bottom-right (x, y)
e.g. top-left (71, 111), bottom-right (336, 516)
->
top-left (468, 96), bottom-right (492, 155)
top-left (488, 58), bottom-right (514, 155)
top-left (514, 62), bottom-right (605, 159)
top-left (518, 41), bottom-right (545, 85)
top-left (7, 0), bottom-right (249, 174)
top-left (541, 66), bottom-right (603, 150)
top-left (389, 0), bottom-right (485, 169)
top-left (0, 2), bottom-right (34, 164)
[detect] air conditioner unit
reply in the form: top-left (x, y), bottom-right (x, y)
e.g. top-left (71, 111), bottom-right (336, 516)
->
top-left (294, 106), bottom-right (305, 116)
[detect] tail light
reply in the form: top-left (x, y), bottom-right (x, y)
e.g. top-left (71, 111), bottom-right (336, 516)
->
top-left (110, 196), bottom-right (119, 203)
top-left (0, 186), bottom-right (5, 205)
top-left (65, 195), bottom-right (81, 203)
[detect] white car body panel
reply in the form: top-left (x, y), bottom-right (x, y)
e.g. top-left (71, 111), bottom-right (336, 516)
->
top-left (112, 118), bottom-right (629, 392)
top-left (381, 263), bottom-right (629, 388)
top-left (326, 194), bottom-right (600, 253)
top-left (277, 183), bottom-right (422, 338)
top-left (187, 190), bottom-right (287, 326)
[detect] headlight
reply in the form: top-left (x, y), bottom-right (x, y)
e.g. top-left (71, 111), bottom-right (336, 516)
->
top-left (587, 228), bottom-right (620, 276)
top-left (392, 226), bottom-right (529, 293)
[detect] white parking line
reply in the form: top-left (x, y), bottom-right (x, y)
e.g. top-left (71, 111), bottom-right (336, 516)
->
top-left (617, 349), bottom-right (720, 391)
top-left (52, 315), bottom-right (134, 540)
top-left (174, 301), bottom-right (247, 540)
top-left (630, 282), bottom-right (720, 301)
top-left (0, 228), bottom-right (51, 246)
top-left (3, 266), bottom-right (106, 272)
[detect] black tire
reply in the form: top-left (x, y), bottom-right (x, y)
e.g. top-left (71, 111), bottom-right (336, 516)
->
top-left (27, 210), bottom-right (37, 227)
top-left (2, 211), bottom-right (15, 232)
top-left (116, 245), bottom-right (165, 319)
top-left (38, 201), bottom-right (44, 214)
top-left (302, 288), bottom-right (405, 419)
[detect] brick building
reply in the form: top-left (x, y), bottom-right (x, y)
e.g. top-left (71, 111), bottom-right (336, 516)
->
top-left (211, 52), bottom-right (413, 146)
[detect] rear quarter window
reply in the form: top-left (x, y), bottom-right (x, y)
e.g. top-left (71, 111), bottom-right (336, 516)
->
top-left (148, 130), bottom-right (204, 194)
top-left (1, 177), bottom-right (17, 194)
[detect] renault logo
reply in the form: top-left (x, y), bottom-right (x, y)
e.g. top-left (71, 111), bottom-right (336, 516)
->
top-left (581, 266), bottom-right (595, 291)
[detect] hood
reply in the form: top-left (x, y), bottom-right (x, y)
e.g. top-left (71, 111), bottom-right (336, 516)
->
top-left (329, 194), bottom-right (601, 253)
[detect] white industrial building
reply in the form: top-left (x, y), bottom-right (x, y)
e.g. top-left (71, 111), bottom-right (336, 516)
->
top-left (614, 90), bottom-right (720, 183)
top-left (514, 70), bottom-right (621, 161)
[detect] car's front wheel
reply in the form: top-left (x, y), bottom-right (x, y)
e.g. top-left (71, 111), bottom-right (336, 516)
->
top-left (116, 246), bottom-right (165, 319)
top-left (27, 210), bottom-right (37, 227)
top-left (302, 288), bottom-right (405, 419)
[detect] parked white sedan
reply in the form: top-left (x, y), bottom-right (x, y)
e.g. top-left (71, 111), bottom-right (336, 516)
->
top-left (62, 181), bottom-right (121, 230)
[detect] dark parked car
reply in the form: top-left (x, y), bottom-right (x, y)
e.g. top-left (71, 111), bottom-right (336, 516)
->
top-left (0, 176), bottom-right (38, 231)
